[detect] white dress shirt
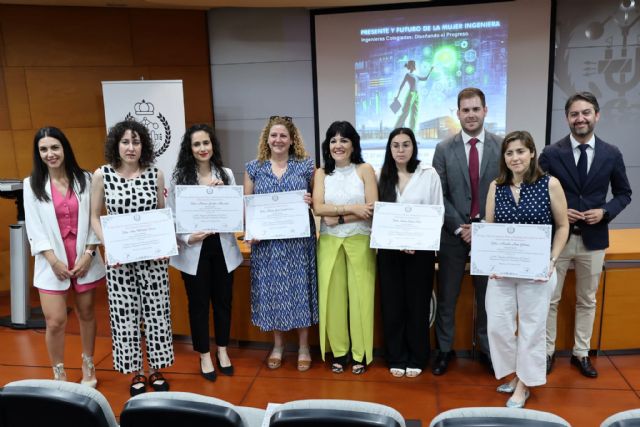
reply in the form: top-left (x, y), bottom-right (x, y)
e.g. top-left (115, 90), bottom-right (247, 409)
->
top-left (570, 134), bottom-right (595, 173)
top-left (461, 129), bottom-right (486, 166)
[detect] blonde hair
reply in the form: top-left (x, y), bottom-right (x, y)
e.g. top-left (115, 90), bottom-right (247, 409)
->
top-left (257, 116), bottom-right (308, 162)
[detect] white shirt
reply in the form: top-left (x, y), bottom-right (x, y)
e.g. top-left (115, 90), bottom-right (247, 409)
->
top-left (320, 163), bottom-right (371, 237)
top-left (462, 129), bottom-right (486, 166)
top-left (395, 163), bottom-right (444, 218)
top-left (570, 134), bottom-right (595, 173)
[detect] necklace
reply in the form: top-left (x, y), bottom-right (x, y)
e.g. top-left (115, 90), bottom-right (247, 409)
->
top-left (512, 182), bottom-right (522, 195)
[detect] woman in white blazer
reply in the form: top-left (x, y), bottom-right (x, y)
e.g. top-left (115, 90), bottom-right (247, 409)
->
top-left (169, 124), bottom-right (242, 381)
top-left (24, 127), bottom-right (106, 386)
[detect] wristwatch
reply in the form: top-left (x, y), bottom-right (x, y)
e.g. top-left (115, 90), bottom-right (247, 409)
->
top-left (84, 249), bottom-right (97, 257)
top-left (338, 215), bottom-right (345, 225)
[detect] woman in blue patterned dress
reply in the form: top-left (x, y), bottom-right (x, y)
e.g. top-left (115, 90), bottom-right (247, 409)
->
top-left (485, 131), bottom-right (569, 408)
top-left (243, 116), bottom-right (318, 371)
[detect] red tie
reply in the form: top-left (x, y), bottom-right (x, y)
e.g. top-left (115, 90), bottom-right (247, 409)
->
top-left (468, 138), bottom-right (480, 219)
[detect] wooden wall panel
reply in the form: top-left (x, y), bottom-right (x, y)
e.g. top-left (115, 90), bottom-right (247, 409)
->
top-left (63, 127), bottom-right (109, 172)
top-left (11, 130), bottom-right (35, 179)
top-left (0, 6), bottom-right (133, 67)
top-left (3, 68), bottom-right (31, 130)
top-left (0, 130), bottom-right (19, 179)
top-left (0, 67), bottom-right (11, 130)
top-left (25, 67), bottom-right (150, 129)
top-left (129, 9), bottom-right (209, 67)
top-left (600, 267), bottom-right (640, 350)
top-left (148, 66), bottom-right (213, 124)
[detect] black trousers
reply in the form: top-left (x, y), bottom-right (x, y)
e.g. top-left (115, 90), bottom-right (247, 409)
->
top-left (181, 234), bottom-right (234, 353)
top-left (377, 249), bottom-right (435, 369)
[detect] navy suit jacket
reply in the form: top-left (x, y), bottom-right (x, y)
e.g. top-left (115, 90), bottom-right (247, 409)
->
top-left (538, 135), bottom-right (632, 250)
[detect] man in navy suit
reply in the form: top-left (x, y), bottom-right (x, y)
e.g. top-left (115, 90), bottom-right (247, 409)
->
top-left (539, 92), bottom-right (632, 378)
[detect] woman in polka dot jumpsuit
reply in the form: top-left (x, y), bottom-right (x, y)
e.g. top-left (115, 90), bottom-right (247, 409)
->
top-left (90, 120), bottom-right (174, 396)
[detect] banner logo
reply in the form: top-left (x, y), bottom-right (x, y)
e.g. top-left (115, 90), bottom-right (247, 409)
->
top-left (125, 99), bottom-right (172, 157)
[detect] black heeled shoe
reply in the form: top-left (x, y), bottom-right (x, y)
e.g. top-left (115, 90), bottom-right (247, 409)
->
top-left (200, 358), bottom-right (217, 382)
top-left (216, 355), bottom-right (234, 376)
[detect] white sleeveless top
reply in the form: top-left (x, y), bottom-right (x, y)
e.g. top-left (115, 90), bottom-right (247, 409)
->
top-left (320, 163), bottom-right (371, 237)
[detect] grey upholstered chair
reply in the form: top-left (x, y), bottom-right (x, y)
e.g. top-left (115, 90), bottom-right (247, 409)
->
top-left (120, 391), bottom-right (265, 427)
top-left (266, 399), bottom-right (406, 427)
top-left (429, 407), bottom-right (571, 427)
top-left (0, 379), bottom-right (118, 427)
top-left (601, 409), bottom-right (640, 427)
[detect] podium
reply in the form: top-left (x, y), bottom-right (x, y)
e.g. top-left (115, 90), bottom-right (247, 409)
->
top-left (0, 179), bottom-right (45, 329)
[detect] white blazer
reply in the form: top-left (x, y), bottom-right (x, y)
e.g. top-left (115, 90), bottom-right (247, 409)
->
top-left (168, 167), bottom-right (243, 275)
top-left (23, 174), bottom-right (106, 291)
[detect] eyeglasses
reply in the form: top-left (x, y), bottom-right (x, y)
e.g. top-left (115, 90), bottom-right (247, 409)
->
top-left (269, 115), bottom-right (292, 122)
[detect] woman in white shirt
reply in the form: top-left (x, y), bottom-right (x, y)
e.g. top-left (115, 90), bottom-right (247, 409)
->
top-left (24, 127), bottom-right (106, 386)
top-left (377, 128), bottom-right (443, 378)
top-left (313, 121), bottom-right (378, 375)
top-left (168, 124), bottom-right (242, 381)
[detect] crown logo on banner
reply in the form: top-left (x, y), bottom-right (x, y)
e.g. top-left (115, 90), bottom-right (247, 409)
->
top-left (134, 99), bottom-right (155, 115)
top-left (125, 99), bottom-right (171, 157)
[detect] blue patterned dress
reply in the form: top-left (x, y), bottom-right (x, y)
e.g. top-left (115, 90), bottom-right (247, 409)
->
top-left (246, 157), bottom-right (319, 331)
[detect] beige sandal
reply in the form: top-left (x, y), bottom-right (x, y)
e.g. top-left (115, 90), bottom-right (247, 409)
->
top-left (297, 346), bottom-right (312, 372)
top-left (267, 345), bottom-right (284, 369)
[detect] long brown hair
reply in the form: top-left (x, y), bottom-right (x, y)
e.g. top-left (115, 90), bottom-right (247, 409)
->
top-left (495, 130), bottom-right (544, 185)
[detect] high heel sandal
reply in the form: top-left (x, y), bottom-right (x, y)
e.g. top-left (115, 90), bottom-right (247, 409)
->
top-left (297, 346), bottom-right (312, 372)
top-left (331, 354), bottom-right (348, 374)
top-left (267, 346), bottom-right (284, 369)
top-left (351, 359), bottom-right (366, 375)
top-left (81, 354), bottom-right (97, 388)
top-left (52, 363), bottom-right (66, 381)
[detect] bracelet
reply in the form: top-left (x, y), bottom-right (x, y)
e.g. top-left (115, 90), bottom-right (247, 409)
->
top-left (550, 257), bottom-right (557, 264)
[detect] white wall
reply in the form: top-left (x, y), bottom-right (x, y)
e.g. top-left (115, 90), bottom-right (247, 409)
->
top-left (208, 8), bottom-right (316, 184)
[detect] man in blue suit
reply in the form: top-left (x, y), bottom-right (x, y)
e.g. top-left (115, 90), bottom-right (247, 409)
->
top-left (539, 92), bottom-right (632, 378)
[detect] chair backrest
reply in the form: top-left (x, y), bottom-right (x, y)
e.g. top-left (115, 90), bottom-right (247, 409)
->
top-left (429, 407), bottom-right (570, 427)
top-left (268, 399), bottom-right (405, 427)
top-left (0, 379), bottom-right (118, 427)
top-left (120, 391), bottom-right (265, 427)
top-left (601, 409), bottom-right (640, 427)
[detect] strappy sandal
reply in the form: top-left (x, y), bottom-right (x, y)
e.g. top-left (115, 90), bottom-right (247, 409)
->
top-left (297, 346), bottom-right (312, 372)
top-left (352, 359), bottom-right (366, 375)
top-left (389, 368), bottom-right (405, 377)
top-left (332, 354), bottom-right (348, 374)
top-left (148, 372), bottom-right (169, 392)
top-left (130, 374), bottom-right (147, 396)
top-left (267, 345), bottom-right (284, 369)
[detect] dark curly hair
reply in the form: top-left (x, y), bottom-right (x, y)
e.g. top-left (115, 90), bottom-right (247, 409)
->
top-left (30, 126), bottom-right (87, 202)
top-left (172, 124), bottom-right (230, 185)
top-left (104, 120), bottom-right (155, 168)
top-left (378, 127), bottom-right (420, 202)
top-left (321, 121), bottom-right (364, 175)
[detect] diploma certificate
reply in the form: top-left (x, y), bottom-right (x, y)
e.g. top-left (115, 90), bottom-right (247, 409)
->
top-left (244, 190), bottom-right (310, 240)
top-left (174, 185), bottom-right (244, 233)
top-left (470, 223), bottom-right (552, 279)
top-left (370, 202), bottom-right (444, 251)
top-left (100, 208), bottom-right (178, 265)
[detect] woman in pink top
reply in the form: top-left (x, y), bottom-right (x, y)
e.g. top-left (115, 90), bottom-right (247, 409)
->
top-left (24, 127), bottom-right (106, 386)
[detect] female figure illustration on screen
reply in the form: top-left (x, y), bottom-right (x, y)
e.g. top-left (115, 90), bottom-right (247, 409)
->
top-left (393, 60), bottom-right (434, 131)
